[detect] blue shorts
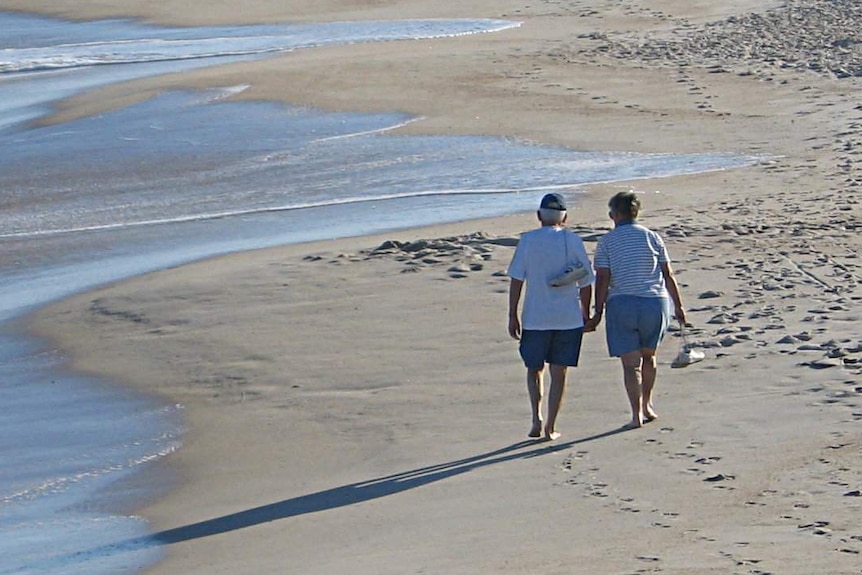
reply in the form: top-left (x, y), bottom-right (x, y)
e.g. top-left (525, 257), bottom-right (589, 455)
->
top-left (519, 328), bottom-right (584, 369)
top-left (605, 296), bottom-right (671, 357)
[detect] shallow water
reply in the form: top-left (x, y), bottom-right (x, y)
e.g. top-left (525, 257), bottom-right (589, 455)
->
top-left (0, 329), bottom-right (183, 575)
top-left (0, 12), bottom-right (757, 574)
top-left (0, 87), bottom-right (753, 318)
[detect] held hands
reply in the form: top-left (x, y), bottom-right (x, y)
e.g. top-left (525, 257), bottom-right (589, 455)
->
top-left (583, 311), bottom-right (602, 333)
top-left (511, 309), bottom-right (609, 337)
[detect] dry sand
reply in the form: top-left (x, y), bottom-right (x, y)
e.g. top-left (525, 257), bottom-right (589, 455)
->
top-left (14, 0), bottom-right (862, 573)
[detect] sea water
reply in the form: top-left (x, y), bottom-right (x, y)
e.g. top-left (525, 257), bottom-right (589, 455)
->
top-left (0, 12), bottom-right (757, 574)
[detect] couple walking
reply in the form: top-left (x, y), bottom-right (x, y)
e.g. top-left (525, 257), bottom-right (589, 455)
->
top-left (507, 191), bottom-right (686, 439)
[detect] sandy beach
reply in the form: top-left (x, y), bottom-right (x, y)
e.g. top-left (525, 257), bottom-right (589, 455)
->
top-left (14, 0), bottom-right (862, 572)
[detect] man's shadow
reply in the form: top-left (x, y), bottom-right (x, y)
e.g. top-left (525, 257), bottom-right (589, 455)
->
top-left (19, 427), bottom-right (626, 573)
top-left (149, 426), bottom-right (625, 545)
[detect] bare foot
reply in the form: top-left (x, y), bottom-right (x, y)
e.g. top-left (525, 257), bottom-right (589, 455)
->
top-left (544, 429), bottom-right (562, 441)
top-left (528, 423), bottom-right (543, 438)
top-left (644, 404), bottom-right (658, 422)
top-left (621, 420), bottom-right (643, 431)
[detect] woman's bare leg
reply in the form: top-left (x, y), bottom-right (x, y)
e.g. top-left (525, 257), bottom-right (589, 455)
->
top-left (620, 350), bottom-right (643, 428)
top-left (641, 350), bottom-right (658, 421)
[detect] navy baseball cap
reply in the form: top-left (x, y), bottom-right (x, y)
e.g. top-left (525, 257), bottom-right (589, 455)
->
top-left (540, 193), bottom-right (567, 211)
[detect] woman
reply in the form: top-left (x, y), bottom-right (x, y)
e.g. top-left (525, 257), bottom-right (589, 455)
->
top-left (587, 191), bottom-right (686, 429)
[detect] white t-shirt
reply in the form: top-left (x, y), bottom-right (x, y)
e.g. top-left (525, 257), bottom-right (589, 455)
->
top-left (507, 226), bottom-right (595, 330)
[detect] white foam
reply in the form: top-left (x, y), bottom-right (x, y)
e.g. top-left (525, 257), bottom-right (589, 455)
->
top-left (0, 18), bottom-right (519, 74)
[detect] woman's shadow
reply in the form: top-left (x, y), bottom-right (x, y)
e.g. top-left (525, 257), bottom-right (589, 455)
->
top-left (149, 426), bottom-right (624, 545)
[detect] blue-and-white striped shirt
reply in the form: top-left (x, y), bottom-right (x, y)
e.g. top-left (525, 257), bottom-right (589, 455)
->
top-left (594, 220), bottom-right (669, 299)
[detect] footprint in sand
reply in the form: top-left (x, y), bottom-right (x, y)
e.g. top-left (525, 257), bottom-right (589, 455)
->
top-left (694, 456), bottom-right (722, 465)
top-left (704, 473), bottom-right (736, 489)
top-left (560, 450), bottom-right (589, 471)
top-left (585, 478), bottom-right (608, 498)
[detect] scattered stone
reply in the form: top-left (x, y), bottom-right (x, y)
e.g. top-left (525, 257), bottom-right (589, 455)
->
top-left (803, 357), bottom-right (845, 369)
top-left (707, 313), bottom-right (739, 324)
top-left (401, 240), bottom-right (431, 252)
top-left (748, 309), bottom-right (777, 319)
top-left (704, 473), bottom-right (734, 482)
top-left (375, 240), bottom-right (404, 251)
top-left (798, 344), bottom-right (825, 351)
top-left (698, 290), bottom-right (724, 299)
top-left (716, 326), bottom-right (741, 334)
top-left (485, 237), bottom-right (520, 247)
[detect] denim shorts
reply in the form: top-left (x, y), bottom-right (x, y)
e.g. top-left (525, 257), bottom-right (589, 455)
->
top-left (519, 328), bottom-right (584, 369)
top-left (605, 295), bottom-right (671, 357)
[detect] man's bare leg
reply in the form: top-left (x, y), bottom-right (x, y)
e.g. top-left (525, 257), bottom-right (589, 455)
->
top-left (544, 364), bottom-right (567, 440)
top-left (527, 367), bottom-right (544, 437)
top-left (620, 351), bottom-right (643, 428)
top-left (640, 350), bottom-right (658, 422)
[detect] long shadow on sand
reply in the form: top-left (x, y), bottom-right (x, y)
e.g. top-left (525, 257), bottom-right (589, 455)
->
top-left (13, 427), bottom-right (626, 573)
top-left (149, 426), bottom-right (625, 545)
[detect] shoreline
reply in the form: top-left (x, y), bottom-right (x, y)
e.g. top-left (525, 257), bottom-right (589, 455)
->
top-left (15, 0), bottom-right (862, 573)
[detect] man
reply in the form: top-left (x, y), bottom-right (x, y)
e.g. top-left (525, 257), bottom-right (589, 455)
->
top-left (587, 191), bottom-right (686, 429)
top-left (507, 193), bottom-right (595, 440)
